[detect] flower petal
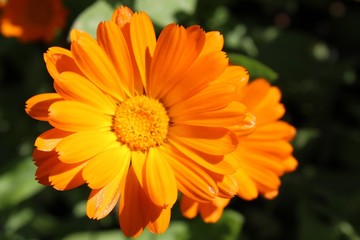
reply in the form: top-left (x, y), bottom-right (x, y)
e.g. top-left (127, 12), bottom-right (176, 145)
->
top-left (56, 131), bottom-right (116, 163)
top-left (246, 121), bottom-right (296, 141)
top-left (202, 31), bottom-right (224, 55)
top-left (131, 150), bottom-right (146, 187)
top-left (169, 125), bottom-right (238, 155)
top-left (32, 149), bottom-right (57, 186)
top-left (160, 145), bottom-right (218, 203)
top-left (87, 165), bottom-right (127, 220)
top-left (119, 166), bottom-right (146, 238)
top-left (144, 147), bottom-right (178, 208)
top-left (199, 197), bottom-right (230, 223)
top-left (55, 71), bottom-right (116, 115)
top-left (244, 165), bottom-right (281, 191)
top-left (233, 169), bottom-right (259, 200)
top-left (215, 174), bottom-right (238, 198)
top-left (130, 12), bottom-right (156, 89)
top-left (284, 156), bottom-right (298, 172)
top-left (172, 101), bottom-right (248, 128)
top-left (25, 93), bottom-right (63, 121)
top-left (180, 195), bottom-right (199, 219)
top-left (49, 101), bottom-right (112, 132)
top-left (49, 160), bottom-right (86, 190)
top-left (35, 128), bottom-right (72, 151)
top-left (168, 138), bottom-right (237, 175)
top-left (163, 51), bottom-right (228, 107)
top-left (146, 205), bottom-right (171, 235)
top-left (97, 21), bottom-right (134, 96)
top-left (169, 83), bottom-right (237, 117)
top-left (240, 79), bottom-right (285, 125)
top-left (112, 6), bottom-right (133, 28)
top-left (44, 47), bottom-right (83, 79)
top-left (211, 65), bottom-right (249, 93)
top-left (71, 30), bottom-right (126, 101)
top-left (240, 140), bottom-right (294, 157)
top-left (83, 144), bottom-right (130, 189)
top-left (148, 24), bottom-right (205, 98)
top-left (239, 149), bottom-right (287, 175)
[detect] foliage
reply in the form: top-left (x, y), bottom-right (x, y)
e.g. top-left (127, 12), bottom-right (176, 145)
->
top-left (1, 0), bottom-right (360, 239)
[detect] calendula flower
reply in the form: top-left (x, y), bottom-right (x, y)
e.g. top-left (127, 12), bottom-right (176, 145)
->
top-left (0, 0), bottom-right (67, 42)
top-left (181, 78), bottom-right (298, 223)
top-left (25, 6), bottom-right (255, 237)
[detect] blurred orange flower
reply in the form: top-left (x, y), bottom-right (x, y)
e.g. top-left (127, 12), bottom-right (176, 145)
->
top-left (181, 79), bottom-right (298, 223)
top-left (25, 6), bottom-right (255, 237)
top-left (0, 0), bottom-right (67, 42)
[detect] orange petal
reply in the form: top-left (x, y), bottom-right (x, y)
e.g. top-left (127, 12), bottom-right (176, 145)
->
top-left (202, 31), bottom-right (224, 55)
top-left (83, 144), bottom-right (130, 189)
top-left (119, 166), bottom-right (146, 238)
top-left (44, 47), bottom-right (83, 79)
top-left (148, 24), bottom-right (205, 98)
top-left (230, 112), bottom-right (257, 136)
top-left (112, 6), bottom-right (133, 29)
top-left (32, 149), bottom-right (57, 186)
top-left (169, 83), bottom-right (237, 117)
top-left (71, 31), bottom-right (126, 101)
top-left (244, 121), bottom-right (296, 141)
top-left (240, 79), bottom-right (285, 124)
top-left (146, 206), bottom-right (171, 235)
top-left (263, 190), bottom-right (279, 200)
top-left (35, 128), bottom-right (72, 151)
top-left (87, 165), bottom-right (127, 220)
top-left (54, 72), bottom-right (116, 115)
top-left (131, 150), bottom-right (146, 188)
top-left (160, 145), bottom-right (218, 203)
top-left (233, 169), bottom-right (259, 200)
top-left (239, 78), bottom-right (271, 110)
top-left (25, 93), bottom-right (63, 121)
top-left (130, 12), bottom-right (156, 89)
top-left (49, 160), bottom-right (86, 190)
top-left (243, 165), bottom-right (281, 193)
top-left (172, 101), bottom-right (248, 128)
top-left (215, 174), bottom-right (238, 198)
top-left (180, 195), bottom-right (199, 219)
top-left (283, 156), bottom-right (298, 172)
top-left (211, 65), bottom-right (249, 92)
top-left (144, 147), bottom-right (178, 208)
top-left (56, 131), bottom-right (116, 163)
top-left (169, 125), bottom-right (238, 155)
top-left (199, 197), bottom-right (230, 223)
top-left (49, 101), bottom-right (112, 132)
top-left (168, 138), bottom-right (237, 175)
top-left (163, 51), bottom-right (228, 107)
top-left (239, 149), bottom-right (287, 176)
top-left (241, 140), bottom-right (293, 157)
top-left (97, 21), bottom-right (134, 96)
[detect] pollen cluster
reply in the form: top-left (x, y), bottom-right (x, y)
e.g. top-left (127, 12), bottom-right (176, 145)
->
top-left (113, 95), bottom-right (170, 151)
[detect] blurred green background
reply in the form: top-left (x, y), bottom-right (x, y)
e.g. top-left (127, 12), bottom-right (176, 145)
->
top-left (1, 0), bottom-right (360, 239)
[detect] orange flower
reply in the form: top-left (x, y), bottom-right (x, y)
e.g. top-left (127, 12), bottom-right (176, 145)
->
top-left (181, 78), bottom-right (298, 222)
top-left (25, 6), bottom-right (255, 237)
top-left (0, 0), bottom-right (67, 42)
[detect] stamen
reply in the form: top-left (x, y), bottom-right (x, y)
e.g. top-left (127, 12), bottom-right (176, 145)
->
top-left (113, 96), bottom-right (169, 151)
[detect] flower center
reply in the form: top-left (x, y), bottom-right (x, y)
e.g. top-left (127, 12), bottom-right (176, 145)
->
top-left (113, 96), bottom-right (169, 151)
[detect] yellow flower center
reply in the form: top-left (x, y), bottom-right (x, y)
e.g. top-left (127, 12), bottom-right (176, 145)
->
top-left (113, 96), bottom-right (169, 151)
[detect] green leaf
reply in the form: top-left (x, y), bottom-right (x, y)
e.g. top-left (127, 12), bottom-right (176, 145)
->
top-left (69, 0), bottom-right (115, 39)
top-left (134, 0), bottom-right (197, 27)
top-left (157, 221), bottom-right (190, 240)
top-left (63, 230), bottom-right (127, 240)
top-left (228, 53), bottom-right (278, 81)
top-left (189, 209), bottom-right (245, 240)
top-left (0, 158), bottom-right (43, 210)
